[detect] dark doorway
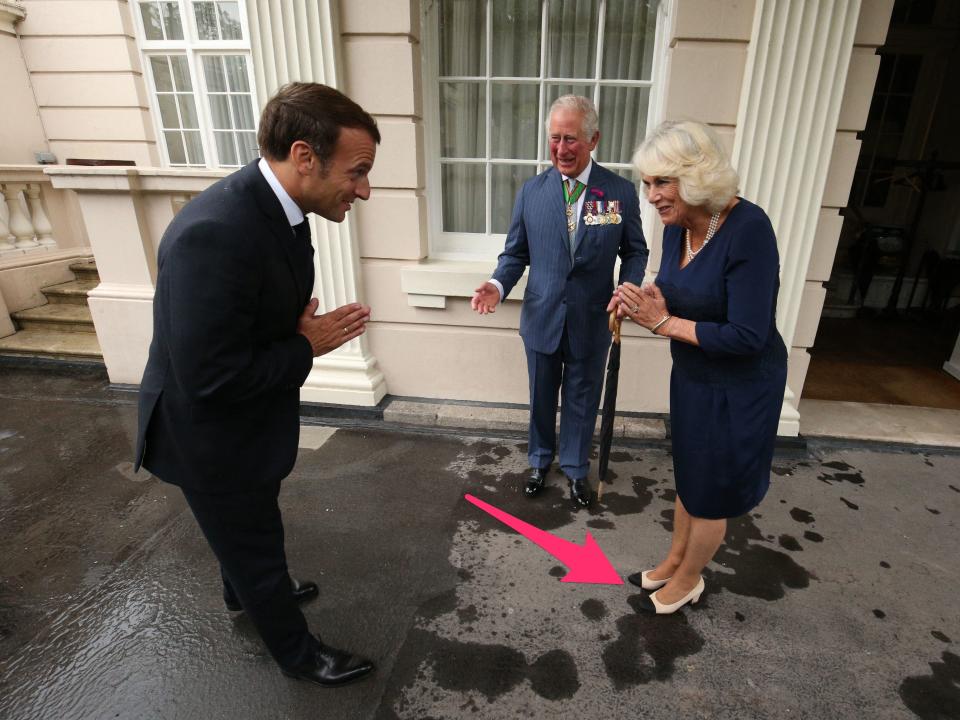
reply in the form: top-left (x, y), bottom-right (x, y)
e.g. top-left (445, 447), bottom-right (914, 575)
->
top-left (804, 0), bottom-right (960, 410)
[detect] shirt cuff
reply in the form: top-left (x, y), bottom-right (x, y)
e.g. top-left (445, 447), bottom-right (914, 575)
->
top-left (489, 278), bottom-right (504, 303)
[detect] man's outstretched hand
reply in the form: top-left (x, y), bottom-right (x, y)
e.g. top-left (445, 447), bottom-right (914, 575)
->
top-left (297, 298), bottom-right (371, 357)
top-left (471, 282), bottom-right (500, 315)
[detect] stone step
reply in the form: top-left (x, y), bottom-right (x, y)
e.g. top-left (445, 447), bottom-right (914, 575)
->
top-left (40, 279), bottom-right (98, 305)
top-left (0, 328), bottom-right (102, 360)
top-left (68, 259), bottom-right (100, 284)
top-left (11, 303), bottom-right (96, 334)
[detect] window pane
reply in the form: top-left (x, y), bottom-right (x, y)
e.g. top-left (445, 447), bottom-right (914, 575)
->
top-left (238, 132), bottom-right (259, 163)
top-left (209, 94), bottom-right (232, 128)
top-left (596, 85), bottom-right (650, 164)
top-left (602, 0), bottom-right (658, 81)
top-left (161, 1), bottom-right (183, 40)
top-left (442, 163), bottom-right (485, 232)
top-left (215, 132), bottom-right (239, 166)
top-left (157, 95), bottom-right (180, 128)
top-left (439, 0), bottom-right (485, 76)
top-left (231, 95), bottom-right (255, 129)
top-left (170, 56), bottom-right (192, 91)
top-left (194, 1), bottom-right (219, 39)
top-left (203, 56), bottom-right (227, 91)
top-left (218, 2), bottom-right (243, 40)
top-left (492, 164), bottom-right (538, 233)
top-left (440, 82), bottom-right (486, 158)
top-left (165, 131), bottom-right (186, 164)
top-left (184, 131), bottom-right (205, 165)
top-left (491, 83), bottom-right (538, 159)
top-left (225, 56), bottom-right (249, 91)
top-left (150, 56), bottom-right (173, 91)
top-left (492, 0), bottom-right (541, 77)
top-left (140, 2), bottom-right (163, 40)
top-left (545, 0), bottom-right (600, 78)
top-left (178, 94), bottom-right (200, 128)
top-left (543, 82), bottom-right (593, 110)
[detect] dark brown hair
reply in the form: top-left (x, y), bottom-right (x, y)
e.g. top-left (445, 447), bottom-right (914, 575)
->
top-left (257, 82), bottom-right (380, 166)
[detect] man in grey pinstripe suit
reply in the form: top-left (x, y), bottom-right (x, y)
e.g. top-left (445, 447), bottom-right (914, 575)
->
top-left (472, 95), bottom-right (648, 508)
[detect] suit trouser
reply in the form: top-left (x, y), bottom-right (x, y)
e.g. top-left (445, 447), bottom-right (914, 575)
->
top-left (525, 329), bottom-right (608, 480)
top-left (181, 479), bottom-right (317, 669)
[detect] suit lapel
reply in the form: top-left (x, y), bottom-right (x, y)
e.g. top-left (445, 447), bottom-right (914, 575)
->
top-left (547, 168), bottom-right (568, 244)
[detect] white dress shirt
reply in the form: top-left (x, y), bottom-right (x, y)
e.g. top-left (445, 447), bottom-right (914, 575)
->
top-left (258, 157), bottom-right (304, 228)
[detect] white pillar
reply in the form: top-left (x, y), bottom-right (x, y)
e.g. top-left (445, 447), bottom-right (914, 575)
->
top-left (1, 184), bottom-right (39, 250)
top-left (46, 168), bottom-right (156, 385)
top-left (246, 0), bottom-right (386, 405)
top-left (732, 0), bottom-right (861, 436)
top-left (0, 195), bottom-right (15, 253)
top-left (26, 183), bottom-right (56, 248)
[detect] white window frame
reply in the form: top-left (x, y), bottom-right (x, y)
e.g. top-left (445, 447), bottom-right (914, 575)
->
top-left (132, 0), bottom-right (260, 169)
top-left (422, 0), bottom-right (673, 261)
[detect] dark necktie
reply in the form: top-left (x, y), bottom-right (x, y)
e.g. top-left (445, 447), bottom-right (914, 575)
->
top-left (564, 179), bottom-right (585, 261)
top-left (291, 219), bottom-right (315, 303)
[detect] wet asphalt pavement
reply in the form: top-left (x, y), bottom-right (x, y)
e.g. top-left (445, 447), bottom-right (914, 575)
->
top-left (0, 363), bottom-right (958, 720)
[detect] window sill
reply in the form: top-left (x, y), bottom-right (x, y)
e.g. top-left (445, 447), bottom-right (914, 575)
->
top-left (400, 259), bottom-right (527, 309)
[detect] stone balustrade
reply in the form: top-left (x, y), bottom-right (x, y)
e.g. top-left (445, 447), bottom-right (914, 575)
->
top-left (0, 167), bottom-right (58, 255)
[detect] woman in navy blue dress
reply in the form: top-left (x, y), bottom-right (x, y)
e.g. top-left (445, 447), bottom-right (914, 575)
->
top-left (614, 120), bottom-right (787, 614)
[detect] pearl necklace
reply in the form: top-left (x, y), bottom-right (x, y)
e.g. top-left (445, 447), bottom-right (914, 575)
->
top-left (684, 211), bottom-right (721, 262)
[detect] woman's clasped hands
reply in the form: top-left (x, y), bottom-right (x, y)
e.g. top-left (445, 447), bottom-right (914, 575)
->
top-left (612, 281), bottom-right (670, 333)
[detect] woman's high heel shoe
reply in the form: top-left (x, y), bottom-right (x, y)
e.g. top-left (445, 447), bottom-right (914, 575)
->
top-left (627, 570), bottom-right (671, 591)
top-left (637, 576), bottom-right (705, 615)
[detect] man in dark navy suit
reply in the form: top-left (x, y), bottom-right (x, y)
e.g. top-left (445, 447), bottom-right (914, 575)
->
top-left (472, 95), bottom-right (648, 508)
top-left (135, 83), bottom-right (377, 687)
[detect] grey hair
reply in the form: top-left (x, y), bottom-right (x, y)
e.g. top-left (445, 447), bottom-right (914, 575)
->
top-left (545, 95), bottom-right (599, 139)
top-left (632, 120), bottom-right (740, 213)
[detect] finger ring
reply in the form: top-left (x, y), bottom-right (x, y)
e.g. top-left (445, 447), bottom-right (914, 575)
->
top-left (342, 327), bottom-right (347, 334)
top-left (631, 304), bottom-right (640, 313)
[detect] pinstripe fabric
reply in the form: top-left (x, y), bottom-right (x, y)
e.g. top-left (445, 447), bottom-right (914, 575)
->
top-left (491, 163), bottom-right (648, 476)
top-left (492, 163), bottom-right (648, 360)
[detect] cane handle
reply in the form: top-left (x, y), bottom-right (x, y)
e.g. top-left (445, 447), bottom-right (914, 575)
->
top-left (608, 311), bottom-right (621, 344)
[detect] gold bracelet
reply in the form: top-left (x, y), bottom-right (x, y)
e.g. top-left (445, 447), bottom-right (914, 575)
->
top-left (650, 314), bottom-right (671, 334)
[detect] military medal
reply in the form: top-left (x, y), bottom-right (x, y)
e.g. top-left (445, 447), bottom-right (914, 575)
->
top-left (563, 179), bottom-right (587, 233)
top-left (609, 200), bottom-right (622, 225)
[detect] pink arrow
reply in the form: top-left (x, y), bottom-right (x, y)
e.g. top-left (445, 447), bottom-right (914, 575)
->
top-left (464, 493), bottom-right (623, 585)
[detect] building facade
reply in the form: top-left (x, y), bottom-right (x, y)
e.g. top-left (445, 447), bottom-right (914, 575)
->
top-left (0, 0), bottom-right (907, 435)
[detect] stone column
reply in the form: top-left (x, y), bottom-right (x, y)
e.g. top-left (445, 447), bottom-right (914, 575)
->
top-left (732, 0), bottom-right (862, 436)
top-left (45, 168), bottom-right (155, 384)
top-left (1, 184), bottom-right (38, 250)
top-left (26, 184), bottom-right (55, 248)
top-left (0, 195), bottom-right (15, 253)
top-left (246, 0), bottom-right (386, 405)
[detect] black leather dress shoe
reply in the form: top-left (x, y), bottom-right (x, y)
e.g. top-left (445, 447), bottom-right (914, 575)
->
top-left (224, 577), bottom-right (319, 612)
top-left (524, 466), bottom-right (549, 497)
top-left (568, 477), bottom-right (592, 508)
top-left (282, 640), bottom-right (374, 687)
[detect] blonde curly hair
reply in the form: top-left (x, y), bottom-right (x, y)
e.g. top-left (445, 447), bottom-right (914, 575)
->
top-left (632, 120), bottom-right (739, 213)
